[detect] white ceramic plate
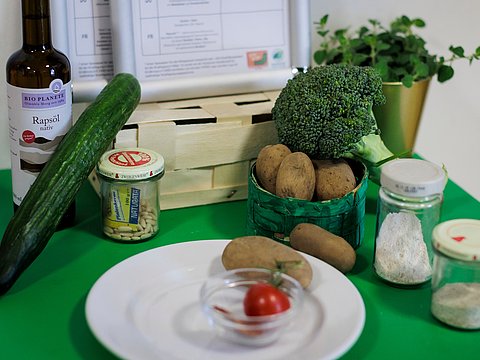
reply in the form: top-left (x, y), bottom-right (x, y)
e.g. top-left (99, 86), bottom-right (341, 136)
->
top-left (85, 240), bottom-right (365, 360)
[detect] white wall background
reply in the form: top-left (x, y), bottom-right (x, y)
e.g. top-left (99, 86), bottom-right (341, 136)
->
top-left (0, 0), bottom-right (478, 200)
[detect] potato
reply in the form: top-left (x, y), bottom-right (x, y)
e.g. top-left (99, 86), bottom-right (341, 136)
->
top-left (222, 236), bottom-right (313, 288)
top-left (290, 223), bottom-right (356, 273)
top-left (312, 159), bottom-right (356, 201)
top-left (276, 152), bottom-right (315, 200)
top-left (255, 144), bottom-right (291, 194)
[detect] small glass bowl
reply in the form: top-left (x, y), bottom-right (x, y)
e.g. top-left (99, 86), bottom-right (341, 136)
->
top-left (199, 268), bottom-right (304, 346)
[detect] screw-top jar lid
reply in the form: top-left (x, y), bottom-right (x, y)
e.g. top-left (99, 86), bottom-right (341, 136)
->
top-left (433, 219), bottom-right (480, 262)
top-left (380, 158), bottom-right (446, 197)
top-left (97, 148), bottom-right (165, 181)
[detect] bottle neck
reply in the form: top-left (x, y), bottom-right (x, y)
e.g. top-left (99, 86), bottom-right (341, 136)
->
top-left (21, 0), bottom-right (52, 50)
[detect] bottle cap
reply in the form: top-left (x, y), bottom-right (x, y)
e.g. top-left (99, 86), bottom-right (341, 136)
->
top-left (433, 219), bottom-right (480, 262)
top-left (97, 148), bottom-right (165, 181)
top-left (380, 158), bottom-right (446, 197)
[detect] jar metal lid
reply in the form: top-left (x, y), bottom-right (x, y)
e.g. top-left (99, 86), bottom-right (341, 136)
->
top-left (380, 158), bottom-right (446, 197)
top-left (433, 219), bottom-right (480, 261)
top-left (97, 148), bottom-right (165, 181)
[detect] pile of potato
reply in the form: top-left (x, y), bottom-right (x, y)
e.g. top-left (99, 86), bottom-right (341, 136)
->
top-left (255, 144), bottom-right (357, 201)
top-left (246, 144), bottom-right (359, 275)
top-left (223, 230), bottom-right (356, 283)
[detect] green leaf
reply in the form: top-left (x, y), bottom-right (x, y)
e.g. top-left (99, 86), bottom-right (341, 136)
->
top-left (358, 26), bottom-right (370, 37)
top-left (320, 14), bottom-right (329, 26)
top-left (317, 29), bottom-right (329, 37)
top-left (377, 54), bottom-right (393, 64)
top-left (410, 53), bottom-right (421, 64)
top-left (342, 50), bottom-right (353, 64)
top-left (437, 65), bottom-right (454, 82)
top-left (376, 42), bottom-right (391, 52)
top-left (374, 61), bottom-right (389, 79)
top-left (392, 67), bottom-right (408, 77)
top-left (338, 35), bottom-right (349, 46)
top-left (313, 50), bottom-right (327, 65)
top-left (350, 38), bottom-right (365, 49)
top-left (363, 35), bottom-right (377, 46)
top-left (400, 15), bottom-right (412, 26)
top-left (352, 53), bottom-right (370, 65)
top-left (476, 46), bottom-right (480, 57)
top-left (412, 18), bottom-right (426, 28)
top-left (449, 46), bottom-right (465, 57)
top-left (325, 48), bottom-right (341, 63)
top-left (334, 28), bottom-right (348, 37)
top-left (414, 62), bottom-right (430, 79)
top-left (401, 74), bottom-right (414, 87)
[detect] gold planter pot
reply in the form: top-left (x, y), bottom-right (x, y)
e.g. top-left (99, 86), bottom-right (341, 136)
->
top-left (373, 79), bottom-right (431, 155)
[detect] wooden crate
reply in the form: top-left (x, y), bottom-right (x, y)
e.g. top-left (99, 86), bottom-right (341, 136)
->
top-left (85, 90), bottom-right (280, 209)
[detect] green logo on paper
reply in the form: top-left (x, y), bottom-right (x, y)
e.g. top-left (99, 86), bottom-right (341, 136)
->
top-left (273, 50), bottom-right (284, 60)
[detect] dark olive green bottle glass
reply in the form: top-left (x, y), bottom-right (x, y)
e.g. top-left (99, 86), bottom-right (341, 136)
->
top-left (6, 0), bottom-right (75, 229)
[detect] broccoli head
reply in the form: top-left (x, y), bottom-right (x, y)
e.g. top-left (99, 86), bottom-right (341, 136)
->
top-left (272, 64), bottom-right (395, 182)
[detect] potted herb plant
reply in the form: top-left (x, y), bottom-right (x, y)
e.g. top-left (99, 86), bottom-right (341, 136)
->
top-left (313, 15), bottom-right (480, 154)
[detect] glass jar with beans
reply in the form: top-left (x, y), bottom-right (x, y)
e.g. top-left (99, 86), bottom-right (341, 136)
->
top-left (96, 148), bottom-right (164, 242)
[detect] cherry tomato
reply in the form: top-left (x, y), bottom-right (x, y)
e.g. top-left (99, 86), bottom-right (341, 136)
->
top-left (243, 283), bottom-right (290, 316)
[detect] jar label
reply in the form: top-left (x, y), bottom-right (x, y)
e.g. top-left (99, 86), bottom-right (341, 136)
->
top-left (106, 185), bottom-right (141, 227)
top-left (102, 184), bottom-right (158, 241)
top-left (7, 80), bottom-right (72, 206)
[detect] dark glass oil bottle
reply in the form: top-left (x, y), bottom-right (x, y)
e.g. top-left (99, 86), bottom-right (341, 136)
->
top-left (6, 0), bottom-right (75, 228)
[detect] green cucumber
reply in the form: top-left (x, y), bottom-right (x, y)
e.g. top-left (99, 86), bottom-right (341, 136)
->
top-left (0, 73), bottom-right (141, 295)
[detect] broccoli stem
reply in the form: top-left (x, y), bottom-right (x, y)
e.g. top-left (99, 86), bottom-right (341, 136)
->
top-left (343, 108), bottom-right (395, 184)
top-left (346, 133), bottom-right (395, 185)
top-left (350, 133), bottom-right (394, 164)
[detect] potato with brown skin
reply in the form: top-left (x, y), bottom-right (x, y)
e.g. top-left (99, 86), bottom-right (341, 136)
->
top-left (290, 223), bottom-right (356, 273)
top-left (222, 236), bottom-right (313, 288)
top-left (276, 152), bottom-right (315, 200)
top-left (255, 144), bottom-right (291, 194)
top-left (312, 159), bottom-right (356, 201)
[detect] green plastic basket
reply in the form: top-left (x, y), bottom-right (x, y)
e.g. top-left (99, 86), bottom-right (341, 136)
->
top-left (246, 159), bottom-right (368, 249)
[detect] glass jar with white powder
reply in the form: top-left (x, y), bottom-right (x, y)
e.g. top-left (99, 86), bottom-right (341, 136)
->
top-left (431, 219), bottom-right (480, 329)
top-left (373, 158), bottom-right (446, 287)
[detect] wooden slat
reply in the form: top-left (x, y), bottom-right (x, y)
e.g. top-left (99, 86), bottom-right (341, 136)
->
top-left (152, 91), bottom-right (271, 109)
top-left (137, 121), bottom-right (177, 171)
top-left (126, 90), bottom-right (278, 125)
top-left (263, 90), bottom-right (281, 102)
top-left (89, 168), bottom-right (248, 210)
top-left (201, 103), bottom-right (251, 124)
top-left (213, 161), bottom-right (250, 188)
top-left (175, 121), bottom-right (277, 169)
top-left (190, 97), bottom-right (276, 125)
top-left (160, 168), bottom-right (213, 194)
top-left (127, 108), bottom-right (215, 125)
top-left (114, 127), bottom-right (137, 149)
top-left (160, 184), bottom-right (248, 210)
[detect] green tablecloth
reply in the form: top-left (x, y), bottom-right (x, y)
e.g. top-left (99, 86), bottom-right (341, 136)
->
top-left (0, 168), bottom-right (478, 359)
